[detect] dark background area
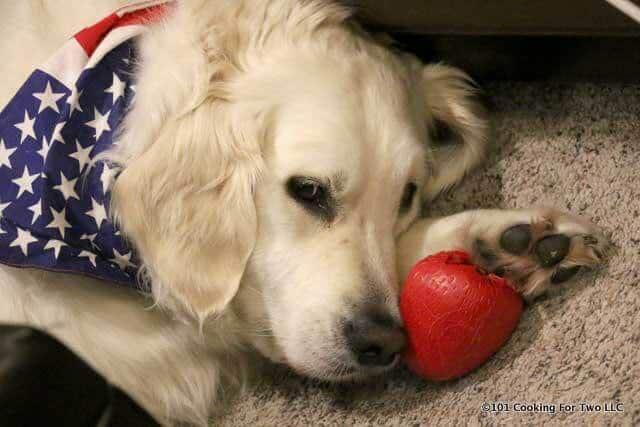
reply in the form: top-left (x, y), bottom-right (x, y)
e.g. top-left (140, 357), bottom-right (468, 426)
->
top-left (352, 0), bottom-right (640, 82)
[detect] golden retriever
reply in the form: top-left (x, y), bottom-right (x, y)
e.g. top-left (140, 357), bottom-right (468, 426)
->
top-left (0, 0), bottom-right (610, 424)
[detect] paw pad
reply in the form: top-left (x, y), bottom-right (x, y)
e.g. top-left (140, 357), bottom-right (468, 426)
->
top-left (500, 224), bottom-right (532, 255)
top-left (534, 234), bottom-right (570, 267)
top-left (550, 266), bottom-right (581, 284)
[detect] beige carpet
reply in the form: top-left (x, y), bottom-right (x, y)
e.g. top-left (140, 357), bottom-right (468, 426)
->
top-left (219, 82), bottom-right (640, 426)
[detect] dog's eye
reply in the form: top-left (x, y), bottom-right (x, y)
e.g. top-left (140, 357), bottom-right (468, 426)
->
top-left (399, 182), bottom-right (417, 214)
top-left (286, 176), bottom-right (334, 220)
top-left (293, 180), bottom-right (321, 201)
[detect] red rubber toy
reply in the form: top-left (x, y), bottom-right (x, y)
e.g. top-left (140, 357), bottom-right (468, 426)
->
top-left (400, 250), bottom-right (523, 381)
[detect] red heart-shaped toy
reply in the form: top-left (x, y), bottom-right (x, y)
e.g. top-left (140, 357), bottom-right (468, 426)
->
top-left (400, 250), bottom-right (523, 381)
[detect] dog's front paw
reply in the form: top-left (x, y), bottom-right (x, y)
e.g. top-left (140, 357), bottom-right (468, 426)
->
top-left (471, 208), bottom-right (612, 300)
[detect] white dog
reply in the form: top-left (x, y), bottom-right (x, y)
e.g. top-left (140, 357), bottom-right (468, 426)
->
top-left (0, 1), bottom-right (610, 425)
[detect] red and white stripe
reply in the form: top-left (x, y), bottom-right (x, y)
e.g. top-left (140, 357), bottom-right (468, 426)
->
top-left (40, 0), bottom-right (172, 89)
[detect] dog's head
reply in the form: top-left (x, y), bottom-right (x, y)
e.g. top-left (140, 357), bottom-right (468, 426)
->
top-left (110, 1), bottom-right (487, 380)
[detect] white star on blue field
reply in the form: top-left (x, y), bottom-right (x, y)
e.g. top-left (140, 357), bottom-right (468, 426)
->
top-left (0, 40), bottom-right (143, 288)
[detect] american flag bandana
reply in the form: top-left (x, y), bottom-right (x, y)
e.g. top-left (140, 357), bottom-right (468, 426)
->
top-left (0, 1), bottom-right (171, 288)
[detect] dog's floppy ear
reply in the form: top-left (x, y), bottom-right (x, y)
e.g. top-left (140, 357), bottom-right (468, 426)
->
top-left (420, 64), bottom-right (489, 200)
top-left (110, 98), bottom-right (264, 321)
top-left (105, 10), bottom-right (267, 321)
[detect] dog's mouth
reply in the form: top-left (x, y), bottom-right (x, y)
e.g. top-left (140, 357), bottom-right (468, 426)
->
top-left (284, 350), bottom-right (402, 382)
top-left (340, 352), bottom-right (402, 381)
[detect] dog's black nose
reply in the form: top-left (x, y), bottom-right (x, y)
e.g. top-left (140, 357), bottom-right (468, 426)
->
top-left (343, 309), bottom-right (406, 367)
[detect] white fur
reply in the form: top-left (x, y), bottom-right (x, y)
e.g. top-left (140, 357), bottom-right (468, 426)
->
top-left (0, 1), bottom-right (494, 424)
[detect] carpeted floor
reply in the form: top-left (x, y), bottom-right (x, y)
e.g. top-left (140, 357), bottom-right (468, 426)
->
top-left (219, 82), bottom-right (640, 426)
